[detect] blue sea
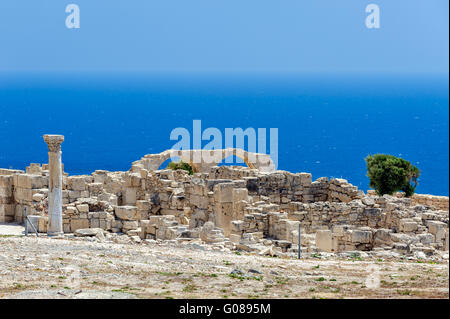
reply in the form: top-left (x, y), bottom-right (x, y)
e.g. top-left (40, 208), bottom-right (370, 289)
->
top-left (0, 73), bottom-right (448, 195)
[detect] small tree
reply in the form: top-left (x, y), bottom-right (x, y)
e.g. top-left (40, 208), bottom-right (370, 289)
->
top-left (365, 154), bottom-right (420, 197)
top-left (167, 160), bottom-right (194, 175)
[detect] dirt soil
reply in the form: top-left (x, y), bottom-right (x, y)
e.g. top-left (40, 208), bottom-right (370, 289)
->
top-left (0, 234), bottom-right (448, 299)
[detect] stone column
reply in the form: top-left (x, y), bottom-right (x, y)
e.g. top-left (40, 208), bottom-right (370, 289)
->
top-left (43, 135), bottom-right (65, 236)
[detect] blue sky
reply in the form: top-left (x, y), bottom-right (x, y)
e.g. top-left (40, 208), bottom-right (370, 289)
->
top-left (0, 0), bottom-right (448, 74)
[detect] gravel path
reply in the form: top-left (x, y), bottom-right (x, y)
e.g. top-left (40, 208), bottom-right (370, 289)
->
top-left (0, 223), bottom-right (24, 236)
top-left (0, 235), bottom-right (448, 299)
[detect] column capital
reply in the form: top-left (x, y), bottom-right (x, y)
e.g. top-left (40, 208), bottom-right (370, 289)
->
top-left (43, 134), bottom-right (65, 152)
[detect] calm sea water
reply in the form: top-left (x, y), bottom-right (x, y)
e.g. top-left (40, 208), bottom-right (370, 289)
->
top-left (0, 73), bottom-right (448, 195)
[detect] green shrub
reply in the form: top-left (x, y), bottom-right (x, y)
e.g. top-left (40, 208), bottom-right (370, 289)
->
top-left (167, 160), bottom-right (194, 175)
top-left (365, 154), bottom-right (420, 197)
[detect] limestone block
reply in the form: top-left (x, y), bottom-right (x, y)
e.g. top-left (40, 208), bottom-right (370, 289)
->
top-left (399, 220), bottom-right (418, 233)
top-left (285, 220), bottom-right (300, 231)
top-left (115, 206), bottom-right (138, 221)
top-left (146, 224), bottom-right (157, 235)
top-left (337, 193), bottom-right (351, 203)
top-left (427, 220), bottom-right (446, 236)
top-left (159, 192), bottom-right (169, 202)
top-left (137, 210), bottom-right (148, 220)
top-left (364, 207), bottom-right (382, 217)
top-left (200, 221), bottom-right (225, 243)
top-left (0, 213), bottom-right (13, 223)
top-left (0, 197), bottom-right (12, 205)
top-left (70, 219), bottom-right (89, 232)
top-left (0, 175), bottom-right (13, 188)
top-left (31, 193), bottom-right (44, 202)
top-left (90, 218), bottom-right (100, 228)
top-left (190, 194), bottom-right (208, 209)
top-left (215, 202), bottom-right (234, 236)
top-left (15, 187), bottom-right (33, 201)
top-left (30, 175), bottom-right (47, 189)
top-left (98, 193), bottom-right (118, 206)
top-left (65, 206), bottom-right (78, 215)
top-left (136, 200), bottom-right (151, 211)
top-left (62, 192), bottom-right (70, 205)
top-left (232, 188), bottom-right (248, 202)
top-left (16, 174), bottom-right (32, 188)
top-left (156, 228), bottom-right (166, 239)
top-left (392, 243), bottom-right (408, 252)
top-left (74, 228), bottom-right (104, 237)
top-left (192, 182), bottom-right (207, 196)
top-left (124, 187), bottom-right (137, 205)
top-left (332, 224), bottom-right (352, 236)
top-left (68, 190), bottom-right (81, 201)
top-left (0, 186), bottom-right (12, 197)
top-left (298, 173), bottom-right (312, 186)
top-left (112, 220), bottom-right (123, 229)
top-left (361, 197), bottom-right (375, 206)
top-left (67, 176), bottom-right (87, 191)
top-left (246, 231), bottom-right (263, 241)
top-left (77, 212), bottom-right (88, 219)
top-left (92, 171), bottom-right (108, 184)
top-left (374, 228), bottom-right (392, 243)
top-left (97, 219), bottom-right (107, 230)
top-left (316, 230), bottom-right (333, 252)
top-left (0, 204), bottom-right (15, 217)
top-left (88, 183), bottom-right (103, 196)
top-left (390, 233), bottom-right (418, 245)
top-left (330, 235), bottom-right (342, 252)
top-left (162, 218), bottom-right (178, 228)
top-left (139, 220), bottom-right (150, 238)
top-left (63, 223), bottom-right (71, 233)
top-left (14, 206), bottom-right (25, 222)
top-left (98, 211), bottom-right (107, 219)
top-left (214, 183), bottom-right (234, 203)
top-left (165, 227), bottom-right (178, 240)
top-left (231, 220), bottom-right (245, 233)
top-left (148, 215), bottom-right (162, 225)
top-left (126, 173), bottom-right (141, 187)
top-left (76, 204), bottom-right (89, 213)
top-left (351, 230), bottom-right (372, 244)
top-left (417, 233), bottom-right (434, 245)
top-left (123, 220), bottom-right (139, 231)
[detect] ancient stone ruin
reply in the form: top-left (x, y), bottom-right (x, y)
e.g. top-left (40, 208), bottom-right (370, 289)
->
top-left (0, 135), bottom-right (448, 259)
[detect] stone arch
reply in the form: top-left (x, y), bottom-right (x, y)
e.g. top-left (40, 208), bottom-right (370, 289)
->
top-left (218, 148), bottom-right (275, 172)
top-left (219, 148), bottom-right (256, 170)
top-left (133, 148), bottom-right (275, 173)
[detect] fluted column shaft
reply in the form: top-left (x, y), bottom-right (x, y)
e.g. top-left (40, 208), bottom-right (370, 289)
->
top-left (43, 135), bottom-right (64, 236)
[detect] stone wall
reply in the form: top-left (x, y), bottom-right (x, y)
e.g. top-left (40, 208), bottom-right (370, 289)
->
top-left (410, 194), bottom-right (449, 211)
top-left (0, 170), bottom-right (18, 223)
top-left (367, 190), bottom-right (449, 211)
top-left (312, 197), bottom-right (449, 255)
top-left (0, 166), bottom-right (49, 223)
top-left (1, 152), bottom-right (448, 259)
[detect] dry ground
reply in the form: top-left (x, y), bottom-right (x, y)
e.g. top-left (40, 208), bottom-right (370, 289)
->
top-left (0, 233), bottom-right (448, 299)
